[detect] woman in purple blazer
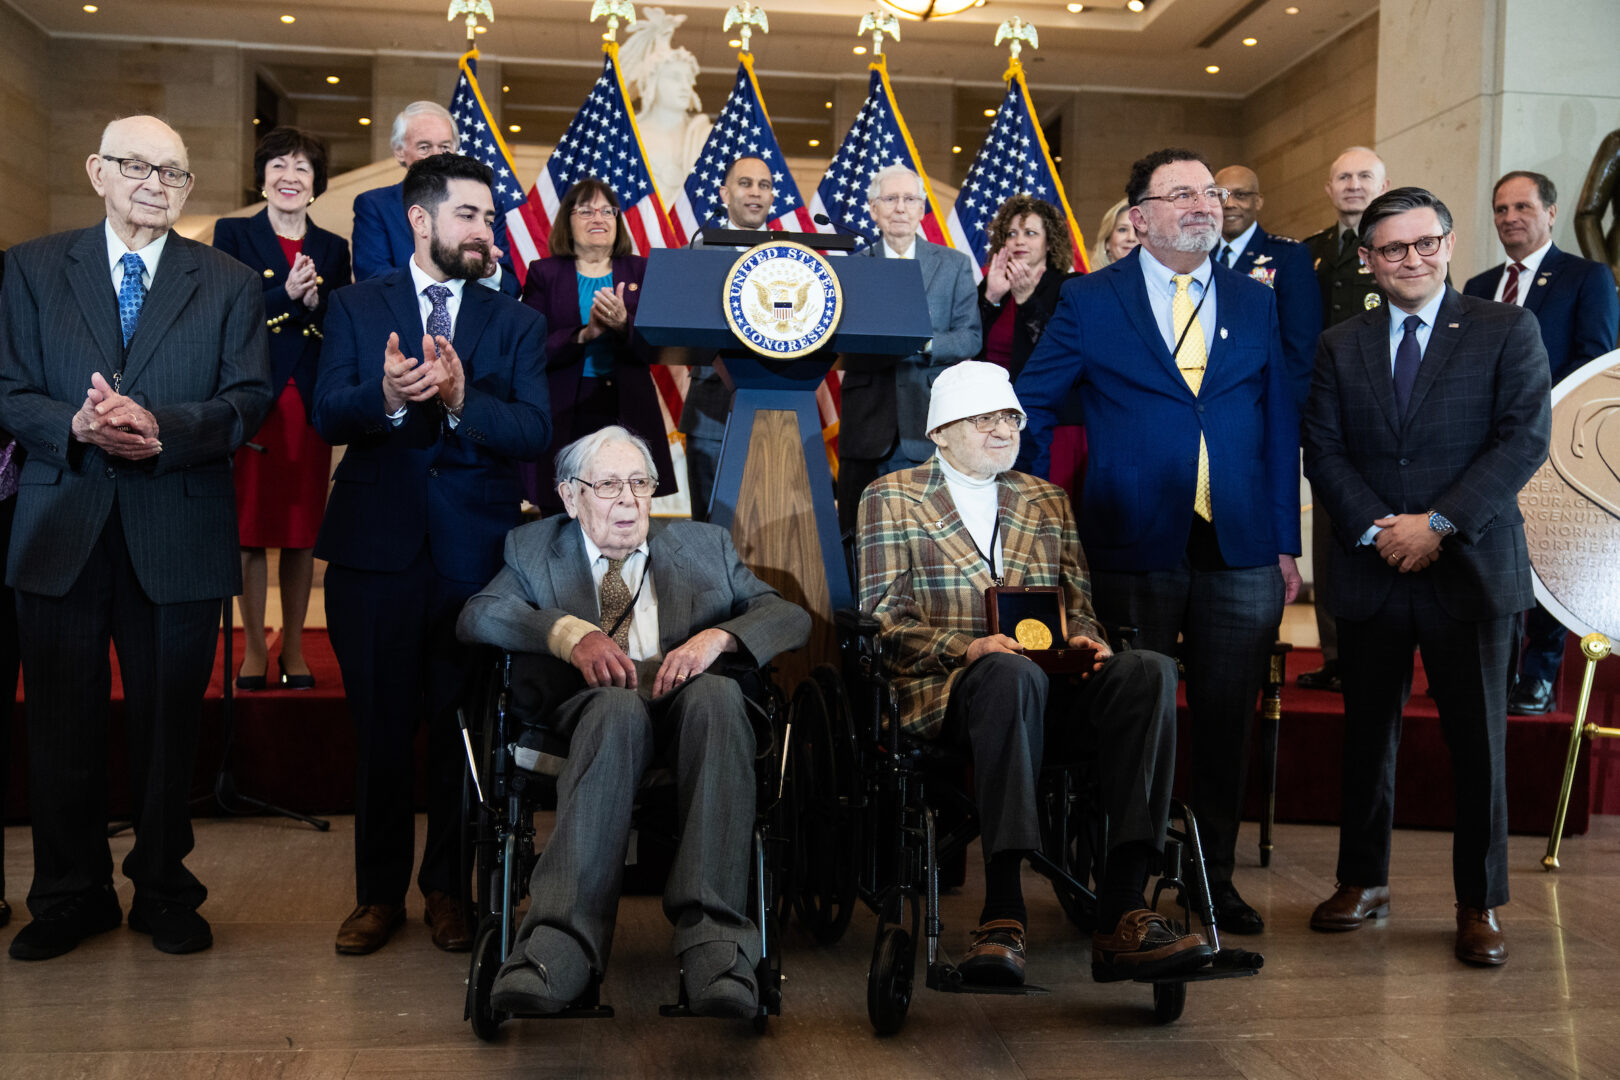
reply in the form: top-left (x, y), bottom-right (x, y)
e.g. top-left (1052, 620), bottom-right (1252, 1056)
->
top-left (521, 178), bottom-right (676, 514)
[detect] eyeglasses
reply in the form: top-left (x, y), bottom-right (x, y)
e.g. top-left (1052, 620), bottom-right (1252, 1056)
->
top-left (872, 194), bottom-right (925, 208)
top-left (962, 410), bottom-right (1026, 433)
top-left (571, 475), bottom-right (656, 499)
top-left (1368, 234), bottom-right (1446, 263)
top-left (1225, 188), bottom-right (1261, 203)
top-left (571, 205), bottom-right (620, 220)
top-left (1136, 186), bottom-right (1229, 208)
top-left (102, 155), bottom-right (192, 188)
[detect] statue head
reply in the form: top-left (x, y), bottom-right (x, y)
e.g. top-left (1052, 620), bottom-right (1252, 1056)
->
top-left (620, 6), bottom-right (703, 116)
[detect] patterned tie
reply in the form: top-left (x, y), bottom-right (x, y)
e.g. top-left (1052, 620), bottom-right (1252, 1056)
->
top-left (1501, 261), bottom-right (1526, 306)
top-left (599, 557), bottom-right (633, 652)
top-left (118, 251), bottom-right (147, 347)
top-left (1171, 274), bottom-right (1213, 521)
top-left (1392, 314), bottom-right (1423, 416)
top-left (424, 284), bottom-right (453, 344)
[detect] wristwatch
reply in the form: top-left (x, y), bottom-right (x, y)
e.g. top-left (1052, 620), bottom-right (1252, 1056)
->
top-left (1427, 510), bottom-right (1456, 536)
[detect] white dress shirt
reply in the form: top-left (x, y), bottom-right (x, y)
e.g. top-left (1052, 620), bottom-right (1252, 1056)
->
top-left (1358, 287), bottom-right (1449, 545)
top-left (580, 528), bottom-right (660, 662)
top-left (1220, 220), bottom-right (1259, 267)
top-left (388, 257), bottom-right (469, 425)
top-left (106, 219), bottom-right (168, 294)
top-left (1137, 245), bottom-right (1218, 356)
top-left (1491, 239), bottom-right (1552, 306)
top-left (881, 234), bottom-right (919, 260)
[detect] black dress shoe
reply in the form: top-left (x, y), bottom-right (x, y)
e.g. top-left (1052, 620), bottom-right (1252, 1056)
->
top-left (8, 886), bottom-right (122, 961)
top-left (1507, 677), bottom-right (1555, 715)
top-left (129, 897), bottom-right (213, 954)
top-left (1297, 659), bottom-right (1341, 692)
top-left (1209, 880), bottom-right (1265, 935)
top-left (277, 657), bottom-right (316, 691)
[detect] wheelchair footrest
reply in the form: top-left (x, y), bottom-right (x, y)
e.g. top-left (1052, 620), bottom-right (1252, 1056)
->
top-left (500, 1004), bottom-right (616, 1020)
top-left (1136, 956), bottom-right (1262, 986)
top-left (926, 962), bottom-right (1051, 996)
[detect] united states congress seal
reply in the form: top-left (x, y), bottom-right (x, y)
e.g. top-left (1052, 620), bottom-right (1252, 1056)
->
top-left (723, 240), bottom-right (843, 359)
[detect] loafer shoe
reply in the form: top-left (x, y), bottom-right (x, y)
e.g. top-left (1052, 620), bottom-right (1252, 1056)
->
top-left (1456, 905), bottom-right (1507, 967)
top-left (129, 897), bottom-right (213, 954)
top-left (959, 918), bottom-right (1027, 986)
top-left (681, 940), bottom-right (759, 1019)
top-left (1507, 678), bottom-right (1555, 715)
top-left (1091, 909), bottom-right (1211, 983)
top-left (7, 885), bottom-right (122, 961)
top-left (1310, 884), bottom-right (1390, 931)
top-left (1297, 660), bottom-right (1342, 692)
top-left (335, 903), bottom-right (404, 955)
top-left (424, 891), bottom-right (472, 952)
top-left (1210, 880), bottom-right (1264, 935)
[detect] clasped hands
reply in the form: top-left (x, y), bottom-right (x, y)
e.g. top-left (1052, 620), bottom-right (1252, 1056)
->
top-left (570, 626), bottom-right (738, 697)
top-left (962, 632), bottom-right (1112, 678)
top-left (72, 371), bottom-right (161, 459)
top-left (1373, 513), bottom-right (1443, 572)
top-left (284, 252), bottom-right (320, 309)
top-left (576, 283), bottom-right (629, 344)
top-left (382, 332), bottom-right (466, 416)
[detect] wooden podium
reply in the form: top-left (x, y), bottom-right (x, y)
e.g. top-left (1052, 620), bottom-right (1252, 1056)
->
top-left (636, 245), bottom-right (932, 680)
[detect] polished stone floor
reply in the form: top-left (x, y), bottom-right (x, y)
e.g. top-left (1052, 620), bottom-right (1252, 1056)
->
top-left (1, 814), bottom-right (1616, 1079)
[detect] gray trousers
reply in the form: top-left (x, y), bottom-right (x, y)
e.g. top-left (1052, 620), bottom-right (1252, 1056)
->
top-left (510, 673), bottom-right (759, 978)
top-left (942, 649), bottom-right (1178, 860)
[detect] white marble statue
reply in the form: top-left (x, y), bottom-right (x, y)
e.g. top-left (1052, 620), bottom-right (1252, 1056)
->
top-left (620, 6), bottom-right (713, 199)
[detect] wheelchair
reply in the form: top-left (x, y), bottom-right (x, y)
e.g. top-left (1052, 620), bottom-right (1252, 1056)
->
top-left (784, 608), bottom-right (1264, 1035)
top-left (458, 649), bottom-right (790, 1040)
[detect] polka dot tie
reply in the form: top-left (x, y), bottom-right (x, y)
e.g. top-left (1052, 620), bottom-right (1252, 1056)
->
top-left (599, 557), bottom-right (633, 652)
top-left (1171, 274), bottom-right (1212, 522)
top-left (118, 252), bottom-right (146, 347)
top-left (424, 284), bottom-right (453, 344)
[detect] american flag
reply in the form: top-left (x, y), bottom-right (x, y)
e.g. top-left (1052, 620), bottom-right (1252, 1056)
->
top-left (809, 56), bottom-right (953, 250)
top-left (668, 54), bottom-right (822, 246)
top-left (944, 59), bottom-right (1088, 282)
top-left (449, 50), bottom-right (535, 288)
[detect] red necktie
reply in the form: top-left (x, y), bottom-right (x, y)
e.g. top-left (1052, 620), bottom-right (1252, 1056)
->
top-left (1501, 261), bottom-right (1526, 305)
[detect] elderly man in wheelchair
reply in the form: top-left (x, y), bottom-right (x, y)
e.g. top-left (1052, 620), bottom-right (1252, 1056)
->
top-left (456, 425), bottom-right (810, 1020)
top-left (856, 361), bottom-right (1212, 988)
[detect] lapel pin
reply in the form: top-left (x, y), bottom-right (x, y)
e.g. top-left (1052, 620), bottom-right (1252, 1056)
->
top-left (1253, 254), bottom-right (1272, 266)
top-left (1537, 276), bottom-right (1548, 287)
top-left (934, 519), bottom-right (945, 529)
top-left (1220, 327), bottom-right (1228, 339)
top-left (1448, 322), bottom-right (1460, 328)
top-left (629, 282), bottom-right (639, 291)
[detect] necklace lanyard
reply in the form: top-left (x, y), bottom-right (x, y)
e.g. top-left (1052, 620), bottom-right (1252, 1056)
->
top-left (605, 553), bottom-right (650, 642)
top-left (965, 513), bottom-right (1004, 587)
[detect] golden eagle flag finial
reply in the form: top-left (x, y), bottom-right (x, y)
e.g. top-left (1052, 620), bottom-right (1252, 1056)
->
top-left (723, 3), bottom-right (769, 56)
top-left (858, 11), bottom-right (900, 56)
top-left (590, 0), bottom-right (637, 43)
top-left (447, 0), bottom-right (494, 43)
top-left (995, 17), bottom-right (1039, 67)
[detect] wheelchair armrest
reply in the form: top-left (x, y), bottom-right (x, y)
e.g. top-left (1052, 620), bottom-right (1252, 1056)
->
top-left (835, 607), bottom-right (881, 640)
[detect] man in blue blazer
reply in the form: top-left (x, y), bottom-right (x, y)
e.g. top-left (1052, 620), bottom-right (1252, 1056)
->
top-left (1464, 170), bottom-right (1619, 715)
top-left (351, 101), bottom-right (519, 297)
top-left (315, 153), bottom-right (551, 956)
top-left (1015, 149), bottom-right (1301, 935)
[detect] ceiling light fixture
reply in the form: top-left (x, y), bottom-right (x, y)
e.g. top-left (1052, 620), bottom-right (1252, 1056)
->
top-left (809, 139), bottom-right (821, 147)
top-left (474, 24), bottom-right (486, 33)
top-left (279, 14), bottom-right (295, 24)
top-left (853, 45), bottom-right (867, 54)
top-left (952, 145), bottom-right (962, 153)
top-left (325, 75), bottom-right (340, 84)
top-left (1242, 37), bottom-right (1257, 46)
top-left (824, 101), bottom-right (833, 108)
top-left (728, 38), bottom-right (742, 47)
top-left (1205, 64), bottom-right (1220, 73)
top-left (1284, 5), bottom-right (1299, 12)
top-left (1067, 3), bottom-right (1083, 11)
top-left (1127, 0), bottom-right (1145, 12)
top-left (508, 124), bottom-right (521, 133)
top-left (81, 4), bottom-right (97, 11)
top-left (879, 0), bottom-right (979, 20)
top-left (358, 117), bottom-right (371, 126)
top-left (982, 108), bottom-right (996, 117)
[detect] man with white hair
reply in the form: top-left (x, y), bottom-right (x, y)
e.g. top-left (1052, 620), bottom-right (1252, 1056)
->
top-left (838, 163), bottom-right (980, 533)
top-left (458, 425), bottom-right (809, 1018)
top-left (858, 361), bottom-right (1207, 988)
top-left (0, 115), bottom-right (274, 960)
top-left (351, 101), bottom-right (517, 295)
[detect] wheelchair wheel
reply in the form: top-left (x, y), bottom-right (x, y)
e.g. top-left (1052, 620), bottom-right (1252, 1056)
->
top-left (467, 917), bottom-right (505, 1042)
top-left (1038, 773), bottom-right (1102, 931)
top-left (1152, 979), bottom-right (1186, 1023)
top-left (867, 927), bottom-right (915, 1036)
top-left (788, 668), bottom-right (858, 946)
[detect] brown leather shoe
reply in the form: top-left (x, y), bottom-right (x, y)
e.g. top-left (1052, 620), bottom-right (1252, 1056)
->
top-left (1310, 884), bottom-right (1391, 931)
top-left (1456, 905), bottom-right (1507, 966)
top-left (1091, 909), bottom-right (1211, 983)
top-left (335, 904), bottom-right (405, 955)
top-left (424, 891), bottom-right (472, 952)
top-left (959, 919), bottom-right (1027, 986)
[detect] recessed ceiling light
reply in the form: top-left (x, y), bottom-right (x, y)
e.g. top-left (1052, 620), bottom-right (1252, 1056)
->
top-left (1067, 2), bottom-right (1083, 11)
top-left (325, 75), bottom-right (340, 84)
top-left (1285, 5), bottom-right (1299, 12)
top-left (1127, 0), bottom-right (1145, 11)
top-left (853, 45), bottom-right (867, 55)
top-left (1205, 64), bottom-right (1221, 74)
top-left (474, 24), bottom-right (486, 33)
top-left (983, 108), bottom-right (996, 117)
top-left (1242, 37), bottom-right (1257, 46)
top-left (1054, 156), bottom-right (1062, 163)
top-left (728, 38), bottom-right (742, 47)
top-left (252, 117), bottom-right (261, 125)
top-left (952, 145), bottom-right (962, 154)
top-left (508, 124), bottom-right (521, 133)
top-left (809, 139), bottom-right (821, 148)
top-left (357, 117), bottom-right (371, 126)
top-left (824, 101), bottom-right (833, 109)
top-left (279, 14), bottom-right (295, 24)
top-left (82, 4), bottom-right (97, 11)
top-left (502, 85), bottom-right (510, 92)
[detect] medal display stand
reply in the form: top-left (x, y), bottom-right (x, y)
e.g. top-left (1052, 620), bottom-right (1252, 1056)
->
top-left (1543, 632), bottom-right (1615, 870)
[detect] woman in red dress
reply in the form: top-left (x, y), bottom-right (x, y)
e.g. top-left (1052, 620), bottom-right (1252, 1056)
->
top-left (213, 127), bottom-right (350, 689)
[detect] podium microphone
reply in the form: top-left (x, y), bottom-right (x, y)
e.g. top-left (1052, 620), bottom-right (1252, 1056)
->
top-left (814, 212), bottom-right (872, 243)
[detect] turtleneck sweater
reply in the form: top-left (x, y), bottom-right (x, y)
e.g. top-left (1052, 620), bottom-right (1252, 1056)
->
top-left (937, 451), bottom-right (1004, 577)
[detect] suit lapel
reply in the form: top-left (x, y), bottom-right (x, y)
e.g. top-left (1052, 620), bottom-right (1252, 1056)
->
top-left (1401, 287), bottom-right (1466, 427)
top-left (547, 522), bottom-right (598, 622)
top-left (995, 478), bottom-right (1039, 585)
top-left (121, 233), bottom-right (199, 389)
top-left (452, 280), bottom-right (494, 374)
top-left (647, 522), bottom-right (694, 653)
top-left (245, 210), bottom-right (289, 275)
top-left (384, 268), bottom-right (426, 358)
top-left (65, 225), bottom-right (121, 374)
top-left (1356, 309), bottom-right (1403, 437)
top-left (915, 240), bottom-right (941, 293)
top-left (1524, 246), bottom-right (1565, 316)
top-left (1108, 255), bottom-right (1185, 391)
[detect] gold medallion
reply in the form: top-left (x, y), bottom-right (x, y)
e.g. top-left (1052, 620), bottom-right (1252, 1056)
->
top-left (1014, 618), bottom-right (1053, 651)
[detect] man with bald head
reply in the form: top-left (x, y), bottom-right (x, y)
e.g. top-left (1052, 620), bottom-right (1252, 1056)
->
top-left (0, 115), bottom-right (274, 960)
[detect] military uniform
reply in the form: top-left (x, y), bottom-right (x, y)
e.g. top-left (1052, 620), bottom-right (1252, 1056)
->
top-left (1305, 223), bottom-right (1385, 328)
top-left (1217, 224), bottom-right (1322, 407)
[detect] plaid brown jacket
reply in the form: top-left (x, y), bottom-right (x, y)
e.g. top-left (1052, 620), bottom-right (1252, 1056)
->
top-left (856, 457), bottom-right (1105, 739)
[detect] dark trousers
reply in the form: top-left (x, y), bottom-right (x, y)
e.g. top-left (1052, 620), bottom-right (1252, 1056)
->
top-left (941, 649), bottom-right (1178, 861)
top-left (1516, 603), bottom-right (1569, 686)
top-left (1335, 575), bottom-right (1512, 908)
top-left (16, 503), bottom-right (219, 913)
top-left (1090, 520), bottom-right (1285, 882)
top-left (325, 548), bottom-right (479, 905)
top-left (1310, 493), bottom-right (1339, 662)
top-left (0, 496), bottom-right (21, 901)
top-left (685, 433), bottom-right (720, 523)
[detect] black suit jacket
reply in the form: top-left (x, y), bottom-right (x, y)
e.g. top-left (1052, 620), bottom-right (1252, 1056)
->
top-left (1301, 287), bottom-right (1551, 622)
top-left (0, 224), bottom-right (274, 602)
top-left (1462, 244), bottom-right (1619, 385)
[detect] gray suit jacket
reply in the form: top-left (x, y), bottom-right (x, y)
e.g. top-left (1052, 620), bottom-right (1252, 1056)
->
top-left (0, 223), bottom-right (274, 601)
top-left (457, 515), bottom-right (810, 673)
top-left (841, 237), bottom-right (981, 461)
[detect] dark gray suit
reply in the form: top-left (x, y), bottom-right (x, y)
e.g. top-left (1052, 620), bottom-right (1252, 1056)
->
top-left (1302, 286), bottom-right (1550, 907)
top-left (837, 237), bottom-right (980, 532)
top-left (457, 515), bottom-right (808, 978)
top-left (0, 223), bottom-right (273, 912)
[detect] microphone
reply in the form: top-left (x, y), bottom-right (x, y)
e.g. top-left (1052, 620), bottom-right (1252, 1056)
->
top-left (815, 212), bottom-right (872, 242)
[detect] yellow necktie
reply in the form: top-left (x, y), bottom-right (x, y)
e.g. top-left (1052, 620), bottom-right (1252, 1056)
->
top-left (1172, 274), bottom-right (1212, 521)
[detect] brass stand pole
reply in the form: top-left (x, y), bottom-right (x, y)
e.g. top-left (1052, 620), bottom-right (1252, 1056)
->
top-left (1543, 632), bottom-right (1614, 870)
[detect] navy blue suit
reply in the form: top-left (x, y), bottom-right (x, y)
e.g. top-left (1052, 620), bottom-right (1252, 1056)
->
top-left (313, 265), bottom-right (550, 905)
top-left (351, 182), bottom-right (519, 297)
top-left (1014, 246), bottom-right (1299, 883)
top-left (1224, 225), bottom-right (1322, 407)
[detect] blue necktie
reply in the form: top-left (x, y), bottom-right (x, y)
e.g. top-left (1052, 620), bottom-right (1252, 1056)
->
top-left (1392, 314), bottom-right (1423, 416)
top-left (424, 284), bottom-right (453, 344)
top-left (118, 251), bottom-right (147, 347)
